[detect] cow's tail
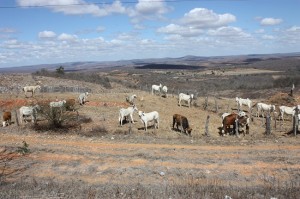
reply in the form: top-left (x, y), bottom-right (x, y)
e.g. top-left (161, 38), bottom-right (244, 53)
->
top-left (172, 115), bottom-right (175, 128)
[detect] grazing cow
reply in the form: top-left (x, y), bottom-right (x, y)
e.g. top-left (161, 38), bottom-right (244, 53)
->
top-left (256, 103), bottom-right (276, 118)
top-left (19, 105), bottom-right (40, 124)
top-left (151, 84), bottom-right (162, 95)
top-left (126, 94), bottom-right (137, 105)
top-left (78, 92), bottom-right (89, 105)
top-left (178, 93), bottom-right (194, 108)
top-left (279, 105), bottom-right (295, 121)
top-left (23, 85), bottom-right (41, 97)
top-left (138, 111), bottom-right (159, 131)
top-left (222, 113), bottom-right (250, 136)
top-left (65, 99), bottom-right (76, 111)
top-left (236, 97), bottom-right (252, 112)
top-left (221, 111), bottom-right (246, 127)
top-left (50, 100), bottom-right (66, 108)
top-left (172, 114), bottom-right (192, 136)
top-left (119, 105), bottom-right (138, 126)
top-left (2, 111), bottom-right (12, 127)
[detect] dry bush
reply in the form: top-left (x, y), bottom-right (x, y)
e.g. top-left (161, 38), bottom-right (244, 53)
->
top-left (82, 126), bottom-right (109, 137)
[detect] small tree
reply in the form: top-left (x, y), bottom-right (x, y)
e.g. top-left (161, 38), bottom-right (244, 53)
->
top-left (56, 66), bottom-right (65, 75)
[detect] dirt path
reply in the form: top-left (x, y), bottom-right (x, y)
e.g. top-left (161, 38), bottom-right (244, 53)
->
top-left (1, 132), bottom-right (300, 188)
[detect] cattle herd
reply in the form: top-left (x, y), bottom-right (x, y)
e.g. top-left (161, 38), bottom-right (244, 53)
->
top-left (1, 83), bottom-right (300, 137)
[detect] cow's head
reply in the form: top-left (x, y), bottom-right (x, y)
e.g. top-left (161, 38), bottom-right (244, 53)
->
top-left (138, 111), bottom-right (144, 117)
top-left (186, 128), bottom-right (192, 136)
top-left (271, 105), bottom-right (276, 112)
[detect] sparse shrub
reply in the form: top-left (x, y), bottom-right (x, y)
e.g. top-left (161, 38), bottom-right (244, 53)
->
top-left (114, 129), bottom-right (130, 135)
top-left (84, 126), bottom-right (108, 137)
top-left (37, 104), bottom-right (78, 128)
top-left (78, 115), bottom-right (93, 123)
top-left (17, 141), bottom-right (30, 155)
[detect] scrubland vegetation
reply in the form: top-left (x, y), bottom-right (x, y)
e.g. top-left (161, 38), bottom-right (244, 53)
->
top-left (1, 56), bottom-right (300, 198)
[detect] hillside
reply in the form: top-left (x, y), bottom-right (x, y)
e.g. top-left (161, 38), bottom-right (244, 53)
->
top-left (0, 52), bottom-right (299, 73)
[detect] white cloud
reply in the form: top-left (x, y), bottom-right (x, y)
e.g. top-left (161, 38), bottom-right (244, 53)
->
top-left (128, 0), bottom-right (170, 24)
top-left (57, 33), bottom-right (78, 41)
top-left (157, 24), bottom-right (203, 37)
top-left (286, 26), bottom-right (300, 32)
top-left (208, 26), bottom-right (250, 37)
top-left (38, 31), bottom-right (57, 39)
top-left (255, 29), bottom-right (265, 34)
top-left (17, 0), bottom-right (126, 17)
top-left (260, 17), bottom-right (283, 26)
top-left (180, 8), bottom-right (236, 28)
top-left (135, 0), bottom-right (168, 15)
top-left (96, 26), bottom-right (105, 33)
top-left (0, 28), bottom-right (17, 33)
top-left (157, 8), bottom-right (236, 38)
top-left (262, 35), bottom-right (275, 40)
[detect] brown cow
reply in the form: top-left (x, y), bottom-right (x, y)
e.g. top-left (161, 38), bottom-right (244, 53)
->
top-left (65, 98), bottom-right (76, 111)
top-left (222, 113), bottom-right (249, 136)
top-left (173, 114), bottom-right (192, 136)
top-left (2, 111), bottom-right (12, 127)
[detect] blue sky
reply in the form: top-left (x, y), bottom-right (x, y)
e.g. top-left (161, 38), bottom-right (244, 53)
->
top-left (0, 0), bottom-right (299, 68)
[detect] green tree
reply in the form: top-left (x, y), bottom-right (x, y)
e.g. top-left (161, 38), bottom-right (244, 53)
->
top-left (56, 66), bottom-right (65, 75)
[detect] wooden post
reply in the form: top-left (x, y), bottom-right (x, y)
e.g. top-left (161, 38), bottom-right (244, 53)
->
top-left (265, 113), bottom-right (271, 135)
top-left (204, 115), bottom-right (210, 136)
top-left (290, 83), bottom-right (295, 97)
top-left (293, 106), bottom-right (299, 136)
top-left (15, 110), bottom-right (19, 126)
top-left (214, 97), bottom-right (218, 113)
top-left (235, 118), bottom-right (239, 137)
top-left (129, 122), bottom-right (132, 134)
top-left (273, 111), bottom-right (278, 130)
top-left (204, 96), bottom-right (208, 110)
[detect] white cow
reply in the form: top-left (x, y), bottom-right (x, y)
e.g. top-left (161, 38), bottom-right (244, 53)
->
top-left (236, 97), bottom-right (252, 112)
top-left (126, 94), bottom-right (137, 105)
top-left (23, 85), bottom-right (41, 97)
top-left (19, 105), bottom-right (40, 124)
top-left (161, 86), bottom-right (168, 97)
top-left (151, 84), bottom-right (162, 95)
top-left (178, 93), bottom-right (194, 108)
top-left (119, 105), bottom-right (138, 126)
top-left (138, 111), bottom-right (159, 131)
top-left (78, 92), bottom-right (89, 105)
top-left (50, 100), bottom-right (66, 108)
top-left (279, 106), bottom-right (295, 121)
top-left (256, 103), bottom-right (276, 118)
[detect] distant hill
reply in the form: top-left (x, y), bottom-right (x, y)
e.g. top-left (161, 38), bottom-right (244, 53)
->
top-left (0, 52), bottom-right (299, 73)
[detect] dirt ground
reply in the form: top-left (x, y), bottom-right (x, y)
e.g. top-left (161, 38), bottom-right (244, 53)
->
top-left (1, 74), bottom-right (300, 198)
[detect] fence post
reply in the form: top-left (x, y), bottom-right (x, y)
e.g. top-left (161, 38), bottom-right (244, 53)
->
top-left (214, 97), bottom-right (218, 113)
top-left (293, 106), bottom-right (299, 136)
top-left (290, 83), bottom-right (295, 97)
top-left (204, 115), bottom-right (210, 136)
top-left (15, 110), bottom-right (19, 126)
top-left (235, 118), bottom-right (239, 137)
top-left (129, 122), bottom-right (132, 134)
top-left (274, 111), bottom-right (277, 130)
top-left (204, 96), bottom-right (208, 110)
top-left (265, 113), bottom-right (271, 135)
